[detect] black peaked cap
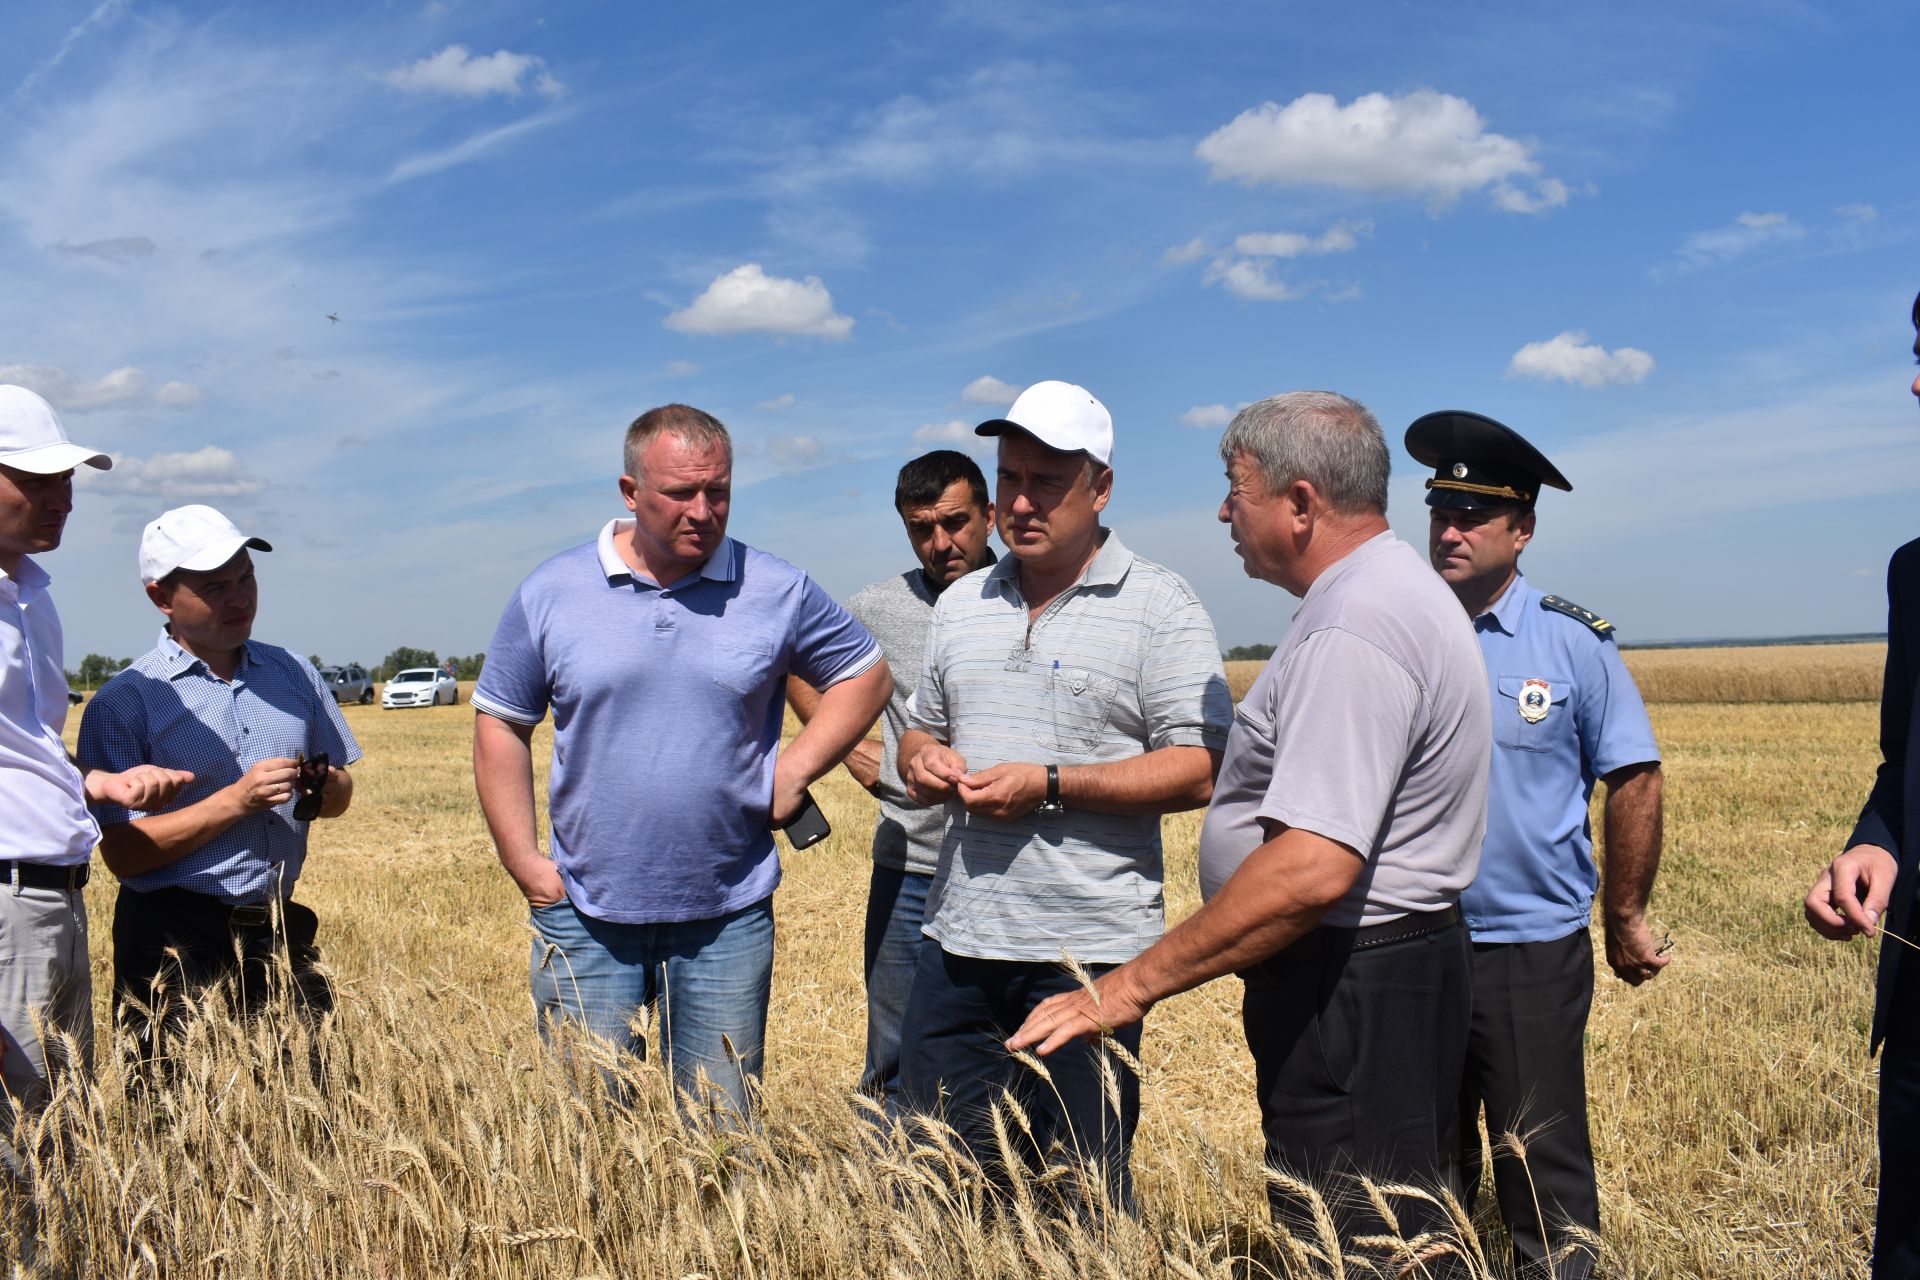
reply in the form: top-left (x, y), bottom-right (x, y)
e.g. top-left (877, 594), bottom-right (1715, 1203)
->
top-left (1404, 409), bottom-right (1572, 510)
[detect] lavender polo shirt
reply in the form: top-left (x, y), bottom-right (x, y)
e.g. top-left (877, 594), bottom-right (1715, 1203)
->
top-left (472, 521), bottom-right (882, 925)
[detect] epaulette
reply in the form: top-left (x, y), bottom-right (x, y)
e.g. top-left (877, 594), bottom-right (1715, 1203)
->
top-left (1540, 594), bottom-right (1615, 639)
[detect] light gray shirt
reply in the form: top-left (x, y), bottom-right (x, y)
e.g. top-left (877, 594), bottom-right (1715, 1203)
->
top-left (844, 566), bottom-right (985, 875)
top-left (910, 530), bottom-right (1233, 964)
top-left (1198, 531), bottom-right (1490, 927)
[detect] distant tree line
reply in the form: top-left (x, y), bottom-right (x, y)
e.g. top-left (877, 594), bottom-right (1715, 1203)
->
top-left (1223, 643), bottom-right (1276, 662)
top-left (64, 653), bottom-right (132, 690)
top-left (365, 648), bottom-right (487, 682)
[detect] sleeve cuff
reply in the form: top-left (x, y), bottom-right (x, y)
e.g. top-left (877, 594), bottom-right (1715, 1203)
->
top-left (815, 641), bottom-right (884, 688)
top-left (470, 691), bottom-right (544, 725)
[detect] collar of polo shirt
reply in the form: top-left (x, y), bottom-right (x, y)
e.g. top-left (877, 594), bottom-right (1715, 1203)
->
top-left (595, 519), bottom-right (736, 586)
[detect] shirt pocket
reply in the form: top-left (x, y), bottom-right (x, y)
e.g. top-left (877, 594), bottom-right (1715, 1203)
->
top-left (1043, 665), bottom-right (1118, 755)
top-left (1494, 674), bottom-right (1574, 754)
top-left (707, 637), bottom-right (776, 697)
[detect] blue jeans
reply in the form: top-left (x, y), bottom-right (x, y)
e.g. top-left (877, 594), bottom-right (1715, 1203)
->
top-left (862, 865), bottom-right (932, 1110)
top-left (528, 895), bottom-right (774, 1121)
top-left (897, 939), bottom-right (1141, 1212)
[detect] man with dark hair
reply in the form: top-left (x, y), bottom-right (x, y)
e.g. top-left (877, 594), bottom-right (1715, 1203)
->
top-left (787, 449), bottom-right (996, 1111)
top-left (473, 403), bottom-right (890, 1121)
top-left (1406, 411), bottom-right (1665, 1280)
top-left (1014, 390), bottom-right (1488, 1252)
top-left (1806, 289), bottom-right (1920, 1278)
top-left (80, 504), bottom-right (361, 1065)
top-left (0, 386), bottom-right (189, 1171)
top-left (899, 381), bottom-right (1231, 1207)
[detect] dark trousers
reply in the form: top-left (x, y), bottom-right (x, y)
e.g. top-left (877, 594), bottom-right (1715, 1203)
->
top-left (897, 940), bottom-right (1142, 1211)
top-left (1877, 958), bottom-right (1920, 1278)
top-left (112, 886), bottom-right (333, 1072)
top-left (1458, 930), bottom-right (1600, 1280)
top-left (1243, 914), bottom-right (1470, 1250)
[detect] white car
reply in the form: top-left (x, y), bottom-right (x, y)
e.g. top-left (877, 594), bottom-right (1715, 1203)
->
top-left (382, 667), bottom-right (459, 709)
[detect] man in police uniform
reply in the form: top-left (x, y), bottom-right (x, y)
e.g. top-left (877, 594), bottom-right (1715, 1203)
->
top-left (1407, 411), bottom-right (1667, 1280)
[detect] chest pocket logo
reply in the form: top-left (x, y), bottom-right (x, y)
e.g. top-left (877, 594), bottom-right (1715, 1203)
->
top-left (1518, 678), bottom-right (1551, 723)
top-left (1495, 674), bottom-right (1570, 752)
top-left (1044, 665), bottom-right (1118, 755)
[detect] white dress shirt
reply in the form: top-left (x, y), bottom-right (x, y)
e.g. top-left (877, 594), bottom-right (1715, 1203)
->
top-left (0, 557), bottom-right (98, 866)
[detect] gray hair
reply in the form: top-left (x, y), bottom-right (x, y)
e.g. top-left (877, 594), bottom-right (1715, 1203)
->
top-left (623, 404), bottom-right (733, 481)
top-left (1218, 391), bottom-right (1389, 515)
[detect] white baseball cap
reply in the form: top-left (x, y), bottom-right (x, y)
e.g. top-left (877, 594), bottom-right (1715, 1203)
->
top-left (0, 385), bottom-right (111, 475)
top-left (139, 504), bottom-right (272, 584)
top-left (974, 380), bottom-right (1113, 466)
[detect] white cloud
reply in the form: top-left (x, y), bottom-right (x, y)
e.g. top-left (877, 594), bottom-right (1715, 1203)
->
top-left (376, 45), bottom-right (565, 99)
top-left (1196, 90), bottom-right (1566, 213)
top-left (97, 446), bottom-right (265, 500)
top-left (1232, 220), bottom-right (1370, 258)
top-left (1491, 177), bottom-right (1571, 215)
top-left (912, 419), bottom-right (994, 457)
top-left (664, 264), bottom-right (854, 340)
top-left (154, 380), bottom-right (206, 407)
top-left (664, 360), bottom-right (699, 377)
top-left (387, 110), bottom-right (568, 184)
top-left (960, 375), bottom-right (1020, 406)
top-left (766, 434), bottom-right (824, 471)
top-left (0, 363), bottom-right (145, 412)
top-left (1835, 203), bottom-right (1878, 222)
top-left (1161, 238), bottom-right (1211, 266)
top-left (757, 392), bottom-right (796, 411)
top-left (0, 363), bottom-right (209, 413)
top-left (1505, 331), bottom-right (1655, 388)
top-left (1201, 256), bottom-right (1309, 302)
top-left (1665, 211), bottom-right (1804, 276)
top-left (1179, 404), bottom-right (1236, 429)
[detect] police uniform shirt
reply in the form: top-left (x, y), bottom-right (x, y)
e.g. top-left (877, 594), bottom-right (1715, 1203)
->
top-left (1462, 572), bottom-right (1660, 944)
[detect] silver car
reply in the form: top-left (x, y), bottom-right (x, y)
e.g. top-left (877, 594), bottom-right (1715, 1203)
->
top-left (382, 667), bottom-right (458, 709)
top-left (319, 664), bottom-right (374, 705)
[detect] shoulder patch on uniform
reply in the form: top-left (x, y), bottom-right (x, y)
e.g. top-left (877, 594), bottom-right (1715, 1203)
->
top-left (1540, 594), bottom-right (1615, 639)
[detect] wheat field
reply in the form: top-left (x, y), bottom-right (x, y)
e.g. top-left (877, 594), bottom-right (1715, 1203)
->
top-left (1, 647), bottom-right (1892, 1277)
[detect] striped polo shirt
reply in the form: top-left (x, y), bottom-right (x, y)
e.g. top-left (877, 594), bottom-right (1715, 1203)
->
top-left (910, 530), bottom-right (1231, 964)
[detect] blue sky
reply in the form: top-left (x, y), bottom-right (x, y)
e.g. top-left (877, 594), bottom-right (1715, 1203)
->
top-left (3, 0), bottom-right (1916, 662)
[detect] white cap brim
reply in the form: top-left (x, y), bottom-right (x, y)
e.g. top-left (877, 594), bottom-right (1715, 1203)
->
top-left (170, 534), bottom-right (273, 576)
top-left (0, 441), bottom-right (112, 474)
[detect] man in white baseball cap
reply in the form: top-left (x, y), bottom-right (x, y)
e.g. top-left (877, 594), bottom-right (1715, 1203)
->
top-left (0, 386), bottom-right (191, 1170)
top-left (896, 379), bottom-right (1231, 1210)
top-left (78, 503), bottom-right (360, 1076)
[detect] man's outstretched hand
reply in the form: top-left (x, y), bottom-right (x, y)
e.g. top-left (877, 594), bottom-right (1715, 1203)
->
top-left (1007, 966), bottom-right (1155, 1057)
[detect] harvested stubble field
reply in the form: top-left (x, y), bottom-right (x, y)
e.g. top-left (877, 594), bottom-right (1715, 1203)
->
top-left (4, 647), bottom-right (1892, 1278)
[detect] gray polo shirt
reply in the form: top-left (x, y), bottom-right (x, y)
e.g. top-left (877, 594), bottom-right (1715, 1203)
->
top-left (910, 530), bottom-right (1232, 964)
top-left (844, 561), bottom-right (995, 876)
top-left (1198, 531), bottom-right (1489, 927)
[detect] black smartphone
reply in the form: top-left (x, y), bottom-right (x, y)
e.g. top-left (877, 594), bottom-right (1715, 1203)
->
top-left (780, 789), bottom-right (831, 850)
top-left (292, 751), bottom-right (330, 822)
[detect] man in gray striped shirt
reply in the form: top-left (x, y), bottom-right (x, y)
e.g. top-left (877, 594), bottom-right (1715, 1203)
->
top-left (897, 380), bottom-right (1231, 1209)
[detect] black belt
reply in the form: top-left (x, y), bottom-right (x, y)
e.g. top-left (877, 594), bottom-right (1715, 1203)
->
top-left (1, 860), bottom-right (90, 891)
top-left (127, 885), bottom-right (279, 930)
top-left (1246, 904), bottom-right (1461, 975)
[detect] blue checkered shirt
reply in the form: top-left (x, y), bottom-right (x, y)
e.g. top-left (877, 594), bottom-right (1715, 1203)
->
top-left (77, 630), bottom-right (362, 904)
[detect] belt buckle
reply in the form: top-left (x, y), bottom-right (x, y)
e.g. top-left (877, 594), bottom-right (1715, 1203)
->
top-left (230, 903), bottom-right (272, 929)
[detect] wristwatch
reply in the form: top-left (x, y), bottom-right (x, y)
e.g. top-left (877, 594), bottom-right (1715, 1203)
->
top-left (1036, 764), bottom-right (1066, 815)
